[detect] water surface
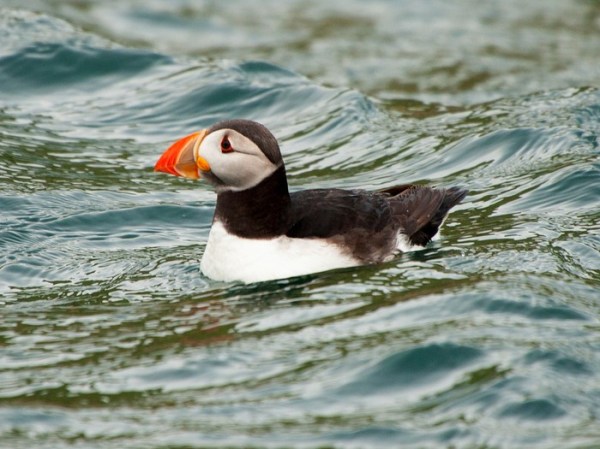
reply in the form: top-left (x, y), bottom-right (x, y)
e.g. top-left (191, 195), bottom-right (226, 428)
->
top-left (1, 1), bottom-right (599, 448)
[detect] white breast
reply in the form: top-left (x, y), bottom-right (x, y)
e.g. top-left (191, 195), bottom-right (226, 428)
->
top-left (200, 221), bottom-right (359, 283)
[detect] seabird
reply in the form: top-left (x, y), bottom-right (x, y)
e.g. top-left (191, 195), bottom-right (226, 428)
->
top-left (155, 119), bottom-right (467, 283)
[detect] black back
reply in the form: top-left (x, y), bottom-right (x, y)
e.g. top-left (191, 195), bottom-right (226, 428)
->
top-left (285, 184), bottom-right (467, 261)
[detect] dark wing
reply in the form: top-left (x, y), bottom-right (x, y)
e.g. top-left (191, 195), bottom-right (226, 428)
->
top-left (286, 188), bottom-right (400, 263)
top-left (285, 185), bottom-right (467, 262)
top-left (384, 185), bottom-right (467, 246)
top-left (286, 189), bottom-right (393, 239)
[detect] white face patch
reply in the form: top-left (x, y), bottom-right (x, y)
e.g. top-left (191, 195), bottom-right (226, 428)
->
top-left (197, 129), bottom-right (280, 192)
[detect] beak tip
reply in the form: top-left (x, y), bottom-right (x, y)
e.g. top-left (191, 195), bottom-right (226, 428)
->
top-left (154, 130), bottom-right (206, 179)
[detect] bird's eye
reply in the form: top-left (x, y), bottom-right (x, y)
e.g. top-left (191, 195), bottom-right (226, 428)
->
top-left (220, 137), bottom-right (233, 153)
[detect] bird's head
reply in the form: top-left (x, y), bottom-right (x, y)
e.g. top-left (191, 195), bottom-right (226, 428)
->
top-left (155, 119), bottom-right (283, 192)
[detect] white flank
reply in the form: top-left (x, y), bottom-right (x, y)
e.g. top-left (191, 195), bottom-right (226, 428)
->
top-left (201, 221), bottom-right (359, 283)
top-left (395, 232), bottom-right (423, 253)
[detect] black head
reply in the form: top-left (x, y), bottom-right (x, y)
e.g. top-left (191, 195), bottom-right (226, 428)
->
top-left (194, 119), bottom-right (284, 192)
top-left (208, 119), bottom-right (282, 165)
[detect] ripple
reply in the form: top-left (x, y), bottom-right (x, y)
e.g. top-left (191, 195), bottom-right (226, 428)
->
top-left (505, 163), bottom-right (600, 213)
top-left (524, 350), bottom-right (593, 376)
top-left (0, 42), bottom-right (169, 99)
top-left (0, 190), bottom-right (213, 292)
top-left (498, 398), bottom-right (567, 421)
top-left (337, 343), bottom-right (483, 395)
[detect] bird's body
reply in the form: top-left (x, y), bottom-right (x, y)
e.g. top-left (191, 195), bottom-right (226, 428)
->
top-left (155, 119), bottom-right (467, 283)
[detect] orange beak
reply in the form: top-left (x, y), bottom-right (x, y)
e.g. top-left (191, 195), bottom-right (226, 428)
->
top-left (154, 129), bottom-right (210, 179)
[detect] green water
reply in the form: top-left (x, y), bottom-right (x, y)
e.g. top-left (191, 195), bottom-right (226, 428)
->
top-left (1, 1), bottom-right (599, 448)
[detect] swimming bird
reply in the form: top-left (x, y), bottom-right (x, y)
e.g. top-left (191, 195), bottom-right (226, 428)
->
top-left (155, 119), bottom-right (467, 283)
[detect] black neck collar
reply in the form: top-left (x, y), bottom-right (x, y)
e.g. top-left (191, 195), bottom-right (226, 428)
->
top-left (214, 165), bottom-right (291, 238)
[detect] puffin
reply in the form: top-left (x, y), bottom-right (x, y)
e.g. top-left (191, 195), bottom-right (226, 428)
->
top-left (154, 119), bottom-right (467, 283)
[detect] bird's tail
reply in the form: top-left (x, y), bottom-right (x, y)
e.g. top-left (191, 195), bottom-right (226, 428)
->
top-left (384, 185), bottom-right (468, 247)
